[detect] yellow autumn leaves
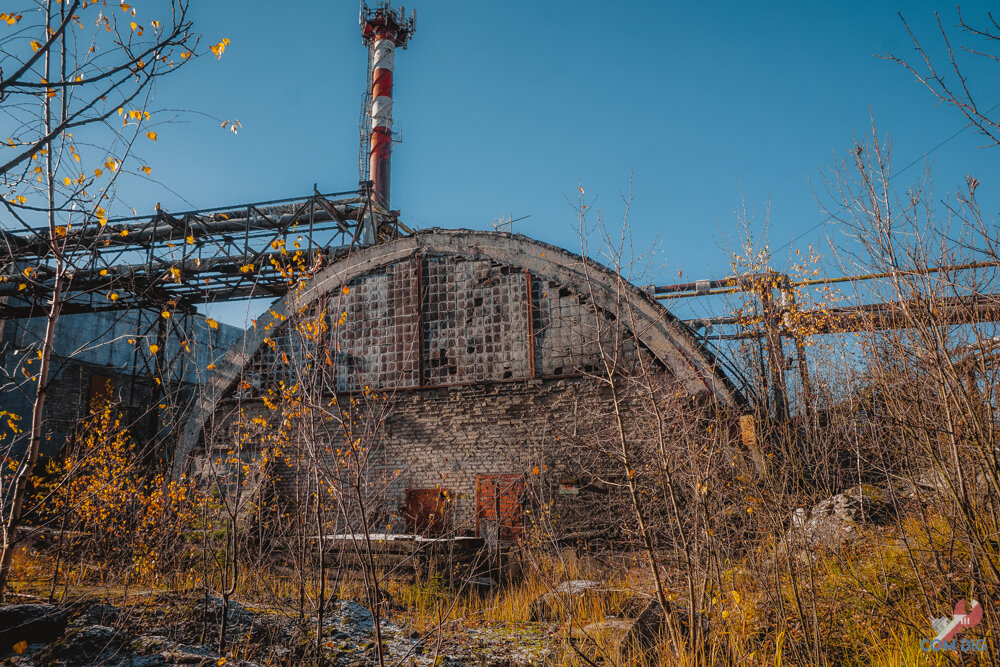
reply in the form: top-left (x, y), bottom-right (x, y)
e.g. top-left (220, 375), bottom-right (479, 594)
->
top-left (210, 38), bottom-right (230, 59)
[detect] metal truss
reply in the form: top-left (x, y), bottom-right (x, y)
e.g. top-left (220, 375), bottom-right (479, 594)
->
top-left (0, 184), bottom-right (413, 318)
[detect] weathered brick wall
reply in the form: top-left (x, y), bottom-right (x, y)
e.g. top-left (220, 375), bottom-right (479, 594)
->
top-left (34, 361), bottom-right (160, 457)
top-left (204, 250), bottom-right (684, 536)
top-left (209, 364), bottom-right (680, 539)
top-left (372, 377), bottom-right (615, 532)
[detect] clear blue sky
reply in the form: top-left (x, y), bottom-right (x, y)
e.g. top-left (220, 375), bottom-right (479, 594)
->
top-left (117, 1), bottom-right (999, 324)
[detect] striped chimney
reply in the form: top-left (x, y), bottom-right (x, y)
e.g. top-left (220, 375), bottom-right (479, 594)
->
top-left (361, 3), bottom-right (416, 210)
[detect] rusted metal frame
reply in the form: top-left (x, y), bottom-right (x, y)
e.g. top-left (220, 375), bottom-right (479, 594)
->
top-left (759, 286), bottom-right (789, 422)
top-left (222, 200), bottom-right (311, 302)
top-left (314, 194), bottom-right (354, 237)
top-left (250, 200), bottom-right (316, 267)
top-left (336, 370), bottom-right (586, 395)
top-left (181, 211), bottom-right (232, 259)
top-left (5, 191), bottom-right (365, 258)
top-left (474, 475), bottom-right (483, 537)
top-left (348, 188), bottom-right (373, 248)
top-left (778, 275), bottom-right (814, 422)
top-left (690, 293), bottom-right (1000, 337)
top-left (525, 270), bottom-right (535, 379)
top-left (0, 193), bottom-right (381, 318)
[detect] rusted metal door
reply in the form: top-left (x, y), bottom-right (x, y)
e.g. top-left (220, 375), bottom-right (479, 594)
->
top-left (475, 474), bottom-right (524, 541)
top-left (404, 488), bottom-right (452, 536)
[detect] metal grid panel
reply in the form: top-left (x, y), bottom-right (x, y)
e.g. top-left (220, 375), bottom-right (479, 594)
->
top-left (421, 257), bottom-right (530, 385)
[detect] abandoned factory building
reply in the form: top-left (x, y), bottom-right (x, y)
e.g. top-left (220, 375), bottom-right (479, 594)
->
top-left (176, 229), bottom-right (742, 538)
top-left (0, 305), bottom-right (241, 460)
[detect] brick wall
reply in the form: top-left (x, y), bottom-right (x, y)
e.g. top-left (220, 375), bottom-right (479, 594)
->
top-left (205, 250), bottom-right (685, 536)
top-left (209, 370), bottom-right (686, 538)
top-left (37, 361), bottom-right (161, 457)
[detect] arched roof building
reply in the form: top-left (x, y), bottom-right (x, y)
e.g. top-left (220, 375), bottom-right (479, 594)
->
top-left (176, 229), bottom-right (743, 536)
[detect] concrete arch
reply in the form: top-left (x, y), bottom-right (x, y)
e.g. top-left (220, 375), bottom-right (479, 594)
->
top-left (174, 229), bottom-right (741, 477)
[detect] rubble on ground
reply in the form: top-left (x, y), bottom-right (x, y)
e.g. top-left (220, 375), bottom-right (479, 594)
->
top-left (0, 593), bottom-right (550, 666)
top-left (782, 484), bottom-right (893, 553)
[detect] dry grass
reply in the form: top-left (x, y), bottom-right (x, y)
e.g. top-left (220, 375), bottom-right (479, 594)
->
top-left (7, 508), bottom-right (992, 666)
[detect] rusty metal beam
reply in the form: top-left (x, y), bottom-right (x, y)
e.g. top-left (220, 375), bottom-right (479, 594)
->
top-left (687, 293), bottom-right (1000, 337)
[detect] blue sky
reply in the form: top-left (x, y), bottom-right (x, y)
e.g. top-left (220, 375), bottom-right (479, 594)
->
top-left (119, 1), bottom-right (999, 323)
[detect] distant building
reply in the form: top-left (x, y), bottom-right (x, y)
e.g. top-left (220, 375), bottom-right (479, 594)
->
top-left (0, 300), bottom-right (242, 462)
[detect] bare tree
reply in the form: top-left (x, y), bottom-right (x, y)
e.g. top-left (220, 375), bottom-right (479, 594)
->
top-left (884, 7), bottom-right (1000, 146)
top-left (0, 0), bottom-right (209, 599)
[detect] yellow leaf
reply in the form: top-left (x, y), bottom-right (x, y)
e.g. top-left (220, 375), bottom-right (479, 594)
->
top-left (30, 40), bottom-right (41, 52)
top-left (117, 107), bottom-right (124, 116)
top-left (94, 168), bottom-right (103, 178)
top-left (180, 51), bottom-right (191, 59)
top-left (207, 363), bottom-right (216, 370)
top-left (161, 310), bottom-right (171, 319)
top-left (99, 269), bottom-right (108, 276)
top-left (16, 195), bottom-right (26, 204)
top-left (120, 2), bottom-right (131, 11)
top-left (186, 235), bottom-right (195, 244)
top-left (119, 229), bottom-right (129, 237)
top-left (108, 292), bottom-right (119, 301)
top-left (17, 283), bottom-right (26, 291)
top-left (63, 177), bottom-right (72, 186)
top-left (149, 344), bottom-right (159, 354)
top-left (54, 225), bottom-right (67, 237)
top-left (141, 166), bottom-right (151, 175)
top-left (218, 658), bottom-right (227, 666)
top-left (209, 38), bottom-right (230, 59)
top-left (12, 641), bottom-right (27, 655)
top-left (129, 21), bottom-right (137, 31)
top-left (342, 286), bottom-right (350, 295)
top-left (205, 318), bottom-right (219, 329)
top-left (146, 131), bottom-right (157, 141)
top-left (239, 264), bottom-right (254, 274)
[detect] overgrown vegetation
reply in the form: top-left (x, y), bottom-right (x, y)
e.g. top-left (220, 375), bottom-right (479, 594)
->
top-left (4, 4), bottom-right (1000, 667)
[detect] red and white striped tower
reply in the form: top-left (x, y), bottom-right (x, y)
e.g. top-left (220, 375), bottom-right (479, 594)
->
top-left (361, 3), bottom-right (416, 211)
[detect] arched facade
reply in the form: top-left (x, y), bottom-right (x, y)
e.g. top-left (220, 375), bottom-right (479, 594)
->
top-left (175, 229), bottom-right (742, 534)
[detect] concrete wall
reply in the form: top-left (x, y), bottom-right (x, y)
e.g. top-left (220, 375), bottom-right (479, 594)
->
top-left (0, 301), bottom-right (242, 458)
